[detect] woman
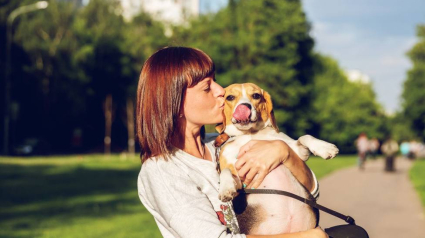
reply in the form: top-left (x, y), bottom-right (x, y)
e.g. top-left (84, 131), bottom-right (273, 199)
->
top-left (136, 47), bottom-right (327, 238)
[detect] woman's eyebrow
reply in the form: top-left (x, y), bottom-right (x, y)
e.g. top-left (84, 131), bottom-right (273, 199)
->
top-left (198, 79), bottom-right (210, 87)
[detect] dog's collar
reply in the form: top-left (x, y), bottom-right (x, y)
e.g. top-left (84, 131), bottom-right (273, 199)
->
top-left (214, 133), bottom-right (237, 173)
top-left (214, 133), bottom-right (231, 147)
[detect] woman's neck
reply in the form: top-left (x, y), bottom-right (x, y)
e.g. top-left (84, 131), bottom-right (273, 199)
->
top-left (172, 124), bottom-right (205, 158)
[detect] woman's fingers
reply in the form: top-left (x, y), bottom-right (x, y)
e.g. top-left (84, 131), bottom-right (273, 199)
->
top-left (240, 161), bottom-right (267, 189)
top-left (235, 153), bottom-right (247, 171)
top-left (243, 166), bottom-right (258, 188)
top-left (237, 158), bottom-right (251, 181)
top-left (236, 141), bottom-right (255, 158)
top-left (247, 171), bottom-right (267, 189)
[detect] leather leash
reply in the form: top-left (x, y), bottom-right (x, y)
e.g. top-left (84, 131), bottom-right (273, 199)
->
top-left (214, 133), bottom-right (356, 225)
top-left (241, 188), bottom-right (356, 225)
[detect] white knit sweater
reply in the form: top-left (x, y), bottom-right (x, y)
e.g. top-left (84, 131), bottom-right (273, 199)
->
top-left (137, 140), bottom-right (319, 238)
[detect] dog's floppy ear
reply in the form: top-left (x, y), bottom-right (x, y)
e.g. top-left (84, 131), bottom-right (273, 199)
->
top-left (263, 91), bottom-right (279, 132)
top-left (216, 123), bottom-right (225, 134)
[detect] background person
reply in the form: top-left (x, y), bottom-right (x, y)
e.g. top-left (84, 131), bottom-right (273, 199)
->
top-left (355, 132), bottom-right (369, 170)
top-left (381, 136), bottom-right (399, 172)
top-left (368, 138), bottom-right (380, 159)
top-left (400, 141), bottom-right (410, 159)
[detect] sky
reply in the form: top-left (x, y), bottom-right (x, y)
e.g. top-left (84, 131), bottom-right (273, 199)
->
top-left (302, 0), bottom-right (425, 114)
top-left (205, 0), bottom-right (425, 114)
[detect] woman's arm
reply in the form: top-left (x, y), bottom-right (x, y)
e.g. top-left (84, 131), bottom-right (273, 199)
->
top-left (235, 140), bottom-right (314, 192)
top-left (247, 227), bottom-right (328, 238)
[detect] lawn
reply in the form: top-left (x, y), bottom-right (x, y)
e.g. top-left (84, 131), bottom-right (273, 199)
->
top-left (0, 154), bottom-right (356, 237)
top-left (409, 158), bottom-right (425, 208)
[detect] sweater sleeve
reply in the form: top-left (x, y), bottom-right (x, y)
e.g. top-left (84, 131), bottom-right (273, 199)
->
top-left (138, 159), bottom-right (246, 238)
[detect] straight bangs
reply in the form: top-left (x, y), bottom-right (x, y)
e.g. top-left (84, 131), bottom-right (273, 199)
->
top-left (184, 49), bottom-right (215, 87)
top-left (136, 47), bottom-right (215, 162)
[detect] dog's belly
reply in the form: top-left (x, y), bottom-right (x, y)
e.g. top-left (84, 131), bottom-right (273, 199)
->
top-left (237, 165), bottom-right (317, 235)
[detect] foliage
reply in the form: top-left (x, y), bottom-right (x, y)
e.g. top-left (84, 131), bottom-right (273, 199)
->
top-left (401, 25), bottom-right (425, 141)
top-left (0, 0), bottom-right (168, 153)
top-left (0, 0), bottom-right (391, 154)
top-left (312, 54), bottom-right (388, 151)
top-left (0, 154), bottom-right (356, 237)
top-left (172, 0), bottom-right (316, 136)
top-left (388, 113), bottom-right (417, 142)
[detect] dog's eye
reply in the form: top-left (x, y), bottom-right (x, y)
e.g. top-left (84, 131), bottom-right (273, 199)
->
top-left (226, 95), bottom-right (235, 101)
top-left (252, 93), bottom-right (261, 100)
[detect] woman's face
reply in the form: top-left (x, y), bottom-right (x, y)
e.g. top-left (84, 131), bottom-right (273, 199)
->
top-left (183, 77), bottom-right (225, 127)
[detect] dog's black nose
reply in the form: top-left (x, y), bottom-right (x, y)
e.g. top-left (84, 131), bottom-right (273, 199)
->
top-left (241, 103), bottom-right (252, 110)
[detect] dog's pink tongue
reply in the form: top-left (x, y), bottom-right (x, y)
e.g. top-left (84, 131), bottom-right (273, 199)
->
top-left (233, 104), bottom-right (251, 121)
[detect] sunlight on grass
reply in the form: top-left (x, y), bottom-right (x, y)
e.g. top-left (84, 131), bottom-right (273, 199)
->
top-left (0, 154), bottom-right (356, 237)
top-left (308, 155), bottom-right (357, 179)
top-left (409, 158), bottom-right (425, 208)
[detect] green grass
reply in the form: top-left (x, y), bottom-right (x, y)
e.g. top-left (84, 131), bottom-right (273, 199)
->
top-left (0, 154), bottom-right (161, 238)
top-left (307, 155), bottom-right (357, 179)
top-left (0, 154), bottom-right (356, 238)
top-left (409, 158), bottom-right (425, 208)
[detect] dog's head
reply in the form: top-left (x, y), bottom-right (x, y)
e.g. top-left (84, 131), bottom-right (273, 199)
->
top-left (216, 83), bottom-right (278, 136)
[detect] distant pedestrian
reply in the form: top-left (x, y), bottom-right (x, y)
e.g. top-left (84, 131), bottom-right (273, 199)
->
top-left (381, 136), bottom-right (398, 172)
top-left (355, 132), bottom-right (369, 170)
top-left (400, 141), bottom-right (410, 159)
top-left (409, 140), bottom-right (420, 160)
top-left (369, 138), bottom-right (380, 159)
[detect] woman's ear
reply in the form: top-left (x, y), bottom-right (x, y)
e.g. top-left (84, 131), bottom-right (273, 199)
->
top-left (263, 91), bottom-right (279, 132)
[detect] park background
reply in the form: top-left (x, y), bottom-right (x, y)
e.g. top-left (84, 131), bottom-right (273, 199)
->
top-left (1, 0), bottom-right (425, 237)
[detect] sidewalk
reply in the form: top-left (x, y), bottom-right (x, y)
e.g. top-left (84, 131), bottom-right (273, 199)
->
top-left (318, 157), bottom-right (425, 238)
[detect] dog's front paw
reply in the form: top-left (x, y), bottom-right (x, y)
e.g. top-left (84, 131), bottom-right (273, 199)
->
top-left (218, 168), bottom-right (238, 202)
top-left (218, 186), bottom-right (238, 202)
top-left (311, 141), bottom-right (339, 160)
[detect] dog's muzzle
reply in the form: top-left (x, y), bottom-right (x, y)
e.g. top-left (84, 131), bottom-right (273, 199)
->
top-left (232, 103), bottom-right (257, 125)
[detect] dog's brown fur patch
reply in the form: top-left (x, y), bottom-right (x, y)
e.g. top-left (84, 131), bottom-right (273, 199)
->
top-left (233, 194), bottom-right (266, 234)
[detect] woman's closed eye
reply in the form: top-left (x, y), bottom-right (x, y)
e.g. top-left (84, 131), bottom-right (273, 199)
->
top-left (204, 86), bottom-right (211, 92)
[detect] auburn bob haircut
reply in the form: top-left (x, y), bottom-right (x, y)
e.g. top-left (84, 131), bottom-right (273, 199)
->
top-left (136, 47), bottom-right (215, 162)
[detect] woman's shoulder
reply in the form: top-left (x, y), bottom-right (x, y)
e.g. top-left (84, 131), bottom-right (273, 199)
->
top-left (140, 154), bottom-right (196, 183)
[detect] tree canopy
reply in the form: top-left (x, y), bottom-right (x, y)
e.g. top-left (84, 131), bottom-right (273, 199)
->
top-left (0, 0), bottom-right (392, 154)
top-left (401, 24), bottom-right (425, 141)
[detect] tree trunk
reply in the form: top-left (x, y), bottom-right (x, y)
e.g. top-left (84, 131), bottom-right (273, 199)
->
top-left (104, 94), bottom-right (113, 156)
top-left (126, 98), bottom-right (135, 156)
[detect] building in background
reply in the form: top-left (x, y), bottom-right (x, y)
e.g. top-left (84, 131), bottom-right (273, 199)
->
top-left (105, 0), bottom-right (201, 23)
top-left (346, 69), bottom-right (371, 84)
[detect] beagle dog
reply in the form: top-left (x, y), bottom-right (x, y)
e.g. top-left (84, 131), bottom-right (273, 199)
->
top-left (216, 83), bottom-right (339, 235)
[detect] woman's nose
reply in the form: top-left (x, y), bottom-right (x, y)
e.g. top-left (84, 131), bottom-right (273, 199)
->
top-left (213, 82), bottom-right (225, 97)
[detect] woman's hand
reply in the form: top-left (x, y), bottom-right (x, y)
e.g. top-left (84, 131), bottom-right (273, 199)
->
top-left (235, 139), bottom-right (315, 192)
top-left (235, 140), bottom-right (289, 189)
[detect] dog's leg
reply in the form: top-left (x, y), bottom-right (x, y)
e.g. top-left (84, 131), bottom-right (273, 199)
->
top-left (298, 135), bottom-right (339, 160)
top-left (218, 151), bottom-right (243, 202)
top-left (218, 168), bottom-right (241, 202)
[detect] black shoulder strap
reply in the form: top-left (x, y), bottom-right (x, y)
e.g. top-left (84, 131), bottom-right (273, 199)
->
top-left (241, 189), bottom-right (356, 225)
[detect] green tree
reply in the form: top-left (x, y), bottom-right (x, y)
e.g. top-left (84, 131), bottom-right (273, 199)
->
top-left (312, 54), bottom-right (387, 152)
top-left (401, 24), bottom-right (425, 141)
top-left (173, 0), bottom-right (316, 136)
top-left (7, 0), bottom-right (80, 151)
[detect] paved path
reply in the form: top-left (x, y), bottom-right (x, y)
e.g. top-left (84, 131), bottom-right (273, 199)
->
top-left (318, 158), bottom-right (425, 238)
